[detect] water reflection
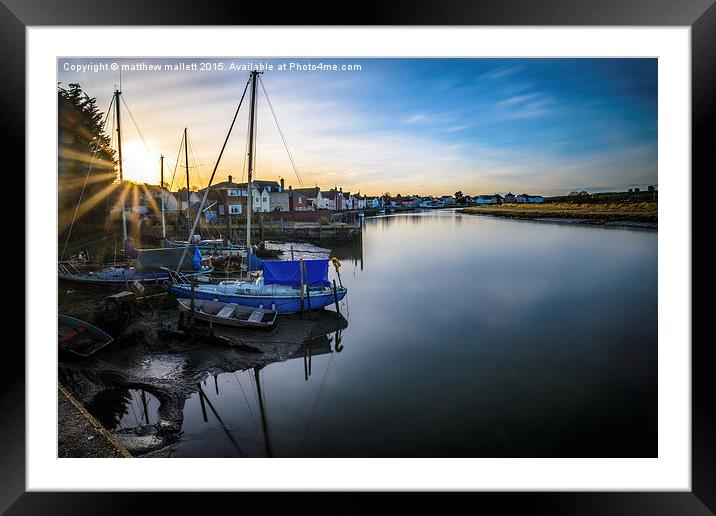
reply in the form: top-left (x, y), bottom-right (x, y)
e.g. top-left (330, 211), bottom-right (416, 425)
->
top-left (173, 315), bottom-right (348, 458)
top-left (78, 210), bottom-right (658, 458)
top-left (84, 387), bottom-right (160, 431)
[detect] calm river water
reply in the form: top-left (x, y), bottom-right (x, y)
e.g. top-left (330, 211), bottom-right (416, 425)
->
top-left (167, 210), bottom-right (657, 458)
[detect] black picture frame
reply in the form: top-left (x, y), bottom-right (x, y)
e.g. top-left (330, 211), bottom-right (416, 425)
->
top-left (6, 0), bottom-right (710, 513)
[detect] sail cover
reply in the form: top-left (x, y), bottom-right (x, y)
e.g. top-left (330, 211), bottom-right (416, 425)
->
top-left (247, 252), bottom-right (264, 272)
top-left (136, 246), bottom-right (202, 272)
top-left (262, 259), bottom-right (330, 287)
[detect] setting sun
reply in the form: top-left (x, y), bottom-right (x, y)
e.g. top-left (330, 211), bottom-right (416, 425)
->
top-left (119, 140), bottom-right (161, 185)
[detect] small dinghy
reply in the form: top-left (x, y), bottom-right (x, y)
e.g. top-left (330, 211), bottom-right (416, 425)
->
top-left (178, 299), bottom-right (278, 330)
top-left (58, 314), bottom-right (113, 359)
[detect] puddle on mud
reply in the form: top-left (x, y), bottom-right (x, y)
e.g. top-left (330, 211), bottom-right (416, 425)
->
top-left (85, 387), bottom-right (161, 431)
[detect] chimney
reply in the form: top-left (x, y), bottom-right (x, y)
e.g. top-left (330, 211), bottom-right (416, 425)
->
top-left (280, 178), bottom-right (285, 191)
top-left (340, 187), bottom-right (343, 193)
top-left (289, 185), bottom-right (293, 190)
top-left (228, 174), bottom-right (233, 184)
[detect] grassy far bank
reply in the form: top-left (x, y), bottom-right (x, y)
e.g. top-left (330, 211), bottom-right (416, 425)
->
top-left (461, 202), bottom-right (657, 224)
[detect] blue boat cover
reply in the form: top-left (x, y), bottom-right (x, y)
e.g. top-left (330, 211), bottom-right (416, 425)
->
top-left (247, 252), bottom-right (264, 272)
top-left (263, 259), bottom-right (330, 287)
top-left (192, 245), bottom-right (202, 270)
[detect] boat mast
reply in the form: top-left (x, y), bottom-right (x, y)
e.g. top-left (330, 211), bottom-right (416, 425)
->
top-left (114, 88), bottom-right (128, 255)
top-left (246, 70), bottom-right (259, 250)
top-left (184, 127), bottom-right (191, 225)
top-left (160, 154), bottom-right (166, 239)
top-left (115, 89), bottom-right (124, 183)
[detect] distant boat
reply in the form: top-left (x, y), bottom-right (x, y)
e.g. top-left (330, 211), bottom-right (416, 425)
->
top-left (59, 246), bottom-right (212, 285)
top-left (59, 90), bottom-right (213, 285)
top-left (178, 299), bottom-right (277, 330)
top-left (58, 314), bottom-right (113, 358)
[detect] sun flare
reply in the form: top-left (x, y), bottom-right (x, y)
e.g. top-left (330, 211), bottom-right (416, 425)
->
top-left (119, 140), bottom-right (160, 185)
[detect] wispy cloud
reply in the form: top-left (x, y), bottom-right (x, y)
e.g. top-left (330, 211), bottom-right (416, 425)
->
top-left (58, 57), bottom-right (657, 196)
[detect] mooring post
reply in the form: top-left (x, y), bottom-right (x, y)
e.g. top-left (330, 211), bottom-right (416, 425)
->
top-left (332, 279), bottom-right (341, 317)
top-left (304, 261), bottom-right (312, 312)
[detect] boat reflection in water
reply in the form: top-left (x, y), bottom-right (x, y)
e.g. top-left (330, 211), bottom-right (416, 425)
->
top-left (173, 311), bottom-right (349, 458)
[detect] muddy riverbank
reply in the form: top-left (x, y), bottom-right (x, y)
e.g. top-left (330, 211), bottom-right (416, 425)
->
top-left (59, 285), bottom-right (348, 457)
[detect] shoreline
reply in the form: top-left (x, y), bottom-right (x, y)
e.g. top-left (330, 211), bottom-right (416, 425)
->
top-left (460, 209), bottom-right (657, 230)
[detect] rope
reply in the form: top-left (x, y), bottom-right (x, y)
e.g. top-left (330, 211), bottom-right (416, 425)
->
top-left (119, 95), bottom-right (152, 156)
top-left (176, 77), bottom-right (251, 271)
top-left (258, 75), bottom-right (304, 187)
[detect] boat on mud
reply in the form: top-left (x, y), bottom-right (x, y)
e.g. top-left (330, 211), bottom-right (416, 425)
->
top-left (58, 314), bottom-right (114, 358)
top-left (170, 257), bottom-right (346, 314)
top-left (177, 299), bottom-right (278, 330)
top-left (59, 245), bottom-right (212, 285)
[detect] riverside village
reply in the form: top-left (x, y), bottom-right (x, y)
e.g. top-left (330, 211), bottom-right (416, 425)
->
top-left (57, 62), bottom-right (658, 460)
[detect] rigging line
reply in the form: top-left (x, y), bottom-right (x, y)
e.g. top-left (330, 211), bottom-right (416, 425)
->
top-left (167, 131), bottom-right (185, 197)
top-left (61, 94), bottom-right (115, 259)
top-left (300, 350), bottom-right (335, 450)
top-left (119, 94), bottom-right (152, 155)
top-left (240, 112), bottom-right (250, 185)
top-left (177, 76), bottom-right (251, 272)
top-left (187, 132), bottom-right (205, 188)
top-left (258, 76), bottom-right (304, 187)
top-left (234, 372), bottom-right (260, 436)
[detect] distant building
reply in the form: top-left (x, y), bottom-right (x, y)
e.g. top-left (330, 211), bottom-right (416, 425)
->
top-left (292, 187), bottom-right (323, 209)
top-left (441, 195), bottom-right (455, 205)
top-left (516, 193), bottom-right (545, 203)
top-left (503, 192), bottom-right (516, 203)
top-left (286, 186), bottom-right (309, 211)
top-left (474, 195), bottom-right (495, 205)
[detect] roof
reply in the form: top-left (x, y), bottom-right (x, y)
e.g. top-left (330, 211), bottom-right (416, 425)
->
top-left (323, 190), bottom-right (341, 200)
top-left (208, 179), bottom-right (281, 191)
top-left (294, 187), bottom-right (320, 197)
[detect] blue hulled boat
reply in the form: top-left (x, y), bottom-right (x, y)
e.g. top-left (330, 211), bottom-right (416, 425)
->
top-left (170, 257), bottom-right (346, 314)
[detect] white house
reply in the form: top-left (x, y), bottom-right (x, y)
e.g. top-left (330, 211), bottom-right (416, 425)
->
top-left (474, 195), bottom-right (495, 205)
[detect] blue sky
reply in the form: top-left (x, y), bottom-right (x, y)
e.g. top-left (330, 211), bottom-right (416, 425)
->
top-left (58, 58), bottom-right (657, 196)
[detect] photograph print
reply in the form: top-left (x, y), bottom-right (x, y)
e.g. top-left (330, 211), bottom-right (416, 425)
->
top-left (57, 57), bottom-right (658, 458)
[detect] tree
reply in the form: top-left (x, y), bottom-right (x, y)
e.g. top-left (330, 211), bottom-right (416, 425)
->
top-left (58, 83), bottom-right (116, 246)
top-left (454, 191), bottom-right (463, 199)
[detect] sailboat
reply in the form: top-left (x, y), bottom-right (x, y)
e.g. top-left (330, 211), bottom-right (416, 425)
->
top-left (160, 128), bottom-right (247, 260)
top-left (168, 71), bottom-right (347, 313)
top-left (59, 88), bottom-right (213, 286)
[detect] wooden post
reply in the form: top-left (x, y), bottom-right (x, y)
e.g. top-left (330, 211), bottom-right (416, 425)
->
top-left (290, 245), bottom-right (294, 260)
top-left (332, 279), bottom-right (341, 317)
top-left (303, 260), bottom-right (312, 312)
